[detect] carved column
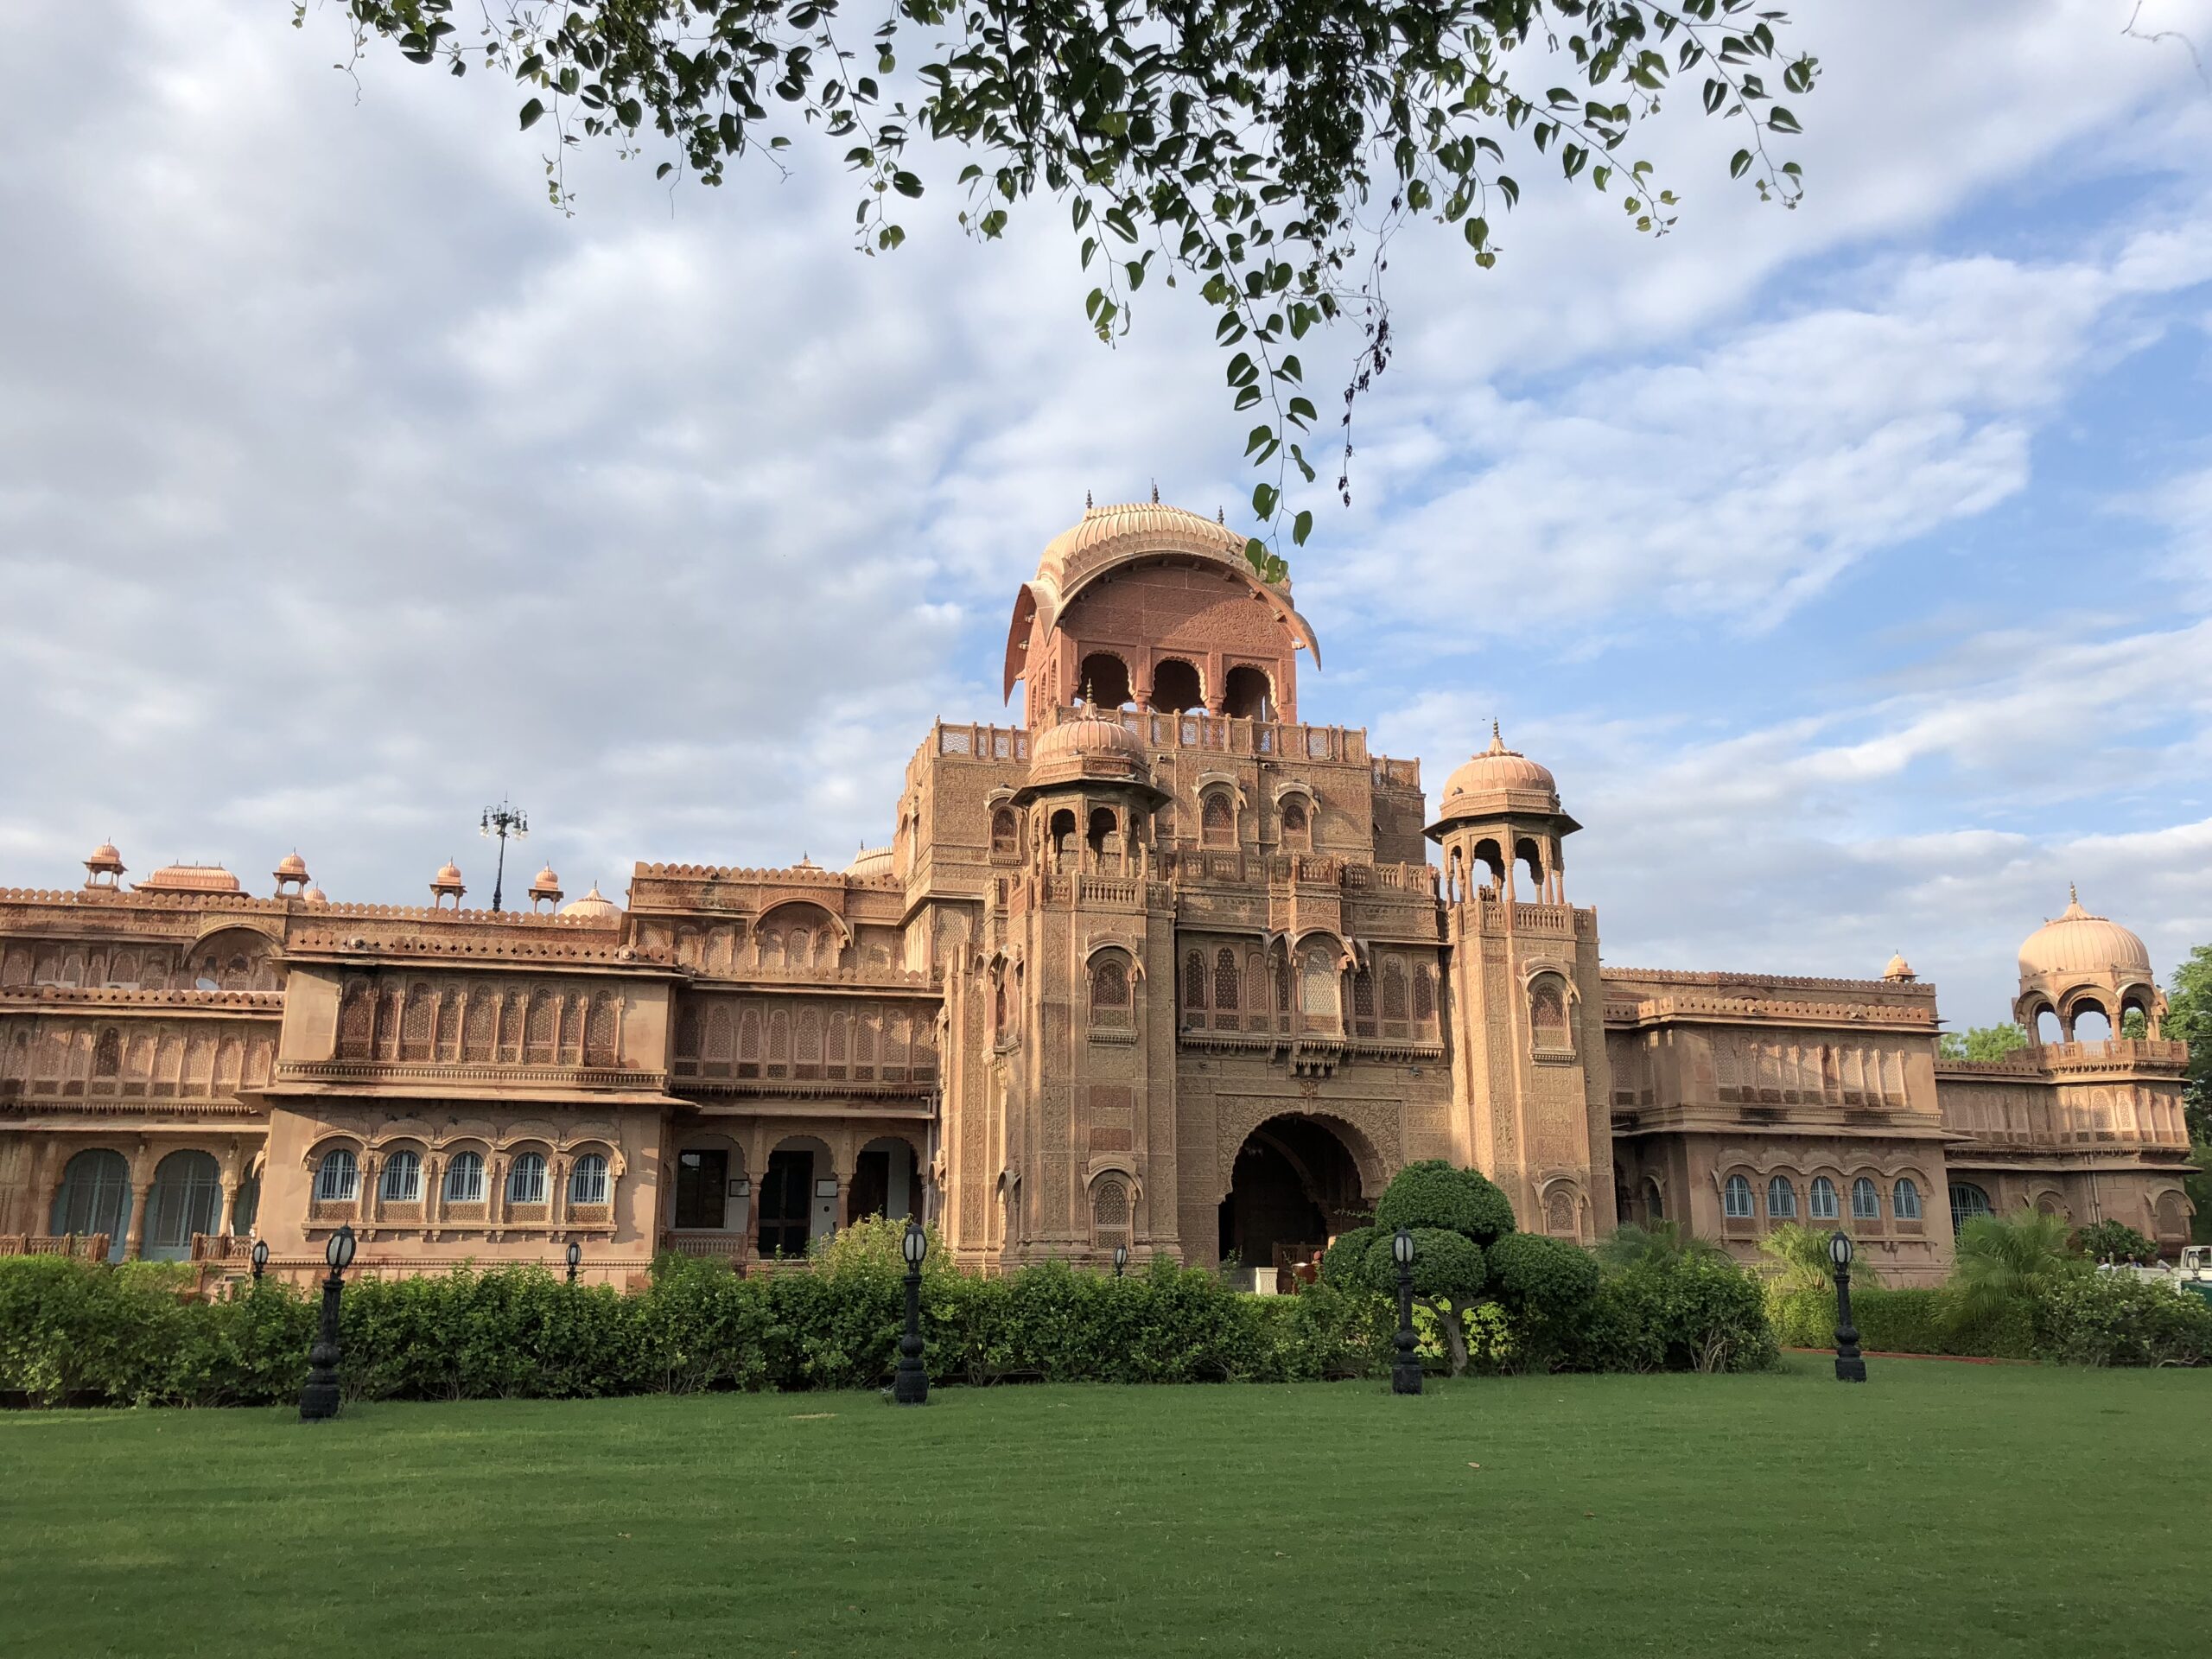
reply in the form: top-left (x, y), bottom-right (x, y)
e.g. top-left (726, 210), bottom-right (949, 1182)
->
top-left (219, 1178), bottom-right (241, 1236)
top-left (125, 1181), bottom-right (154, 1259)
top-left (836, 1174), bottom-right (852, 1232)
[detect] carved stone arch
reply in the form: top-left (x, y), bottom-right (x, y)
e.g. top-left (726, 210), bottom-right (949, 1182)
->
top-left (369, 1116), bottom-right (439, 1150)
top-left (501, 1117), bottom-right (563, 1150)
top-left (299, 1130), bottom-right (365, 1172)
top-left (1193, 770), bottom-right (1249, 809)
top-left (1272, 779), bottom-right (1318, 809)
top-left (435, 1118), bottom-right (499, 1150)
top-left (756, 899), bottom-right (853, 950)
top-left (1535, 1176), bottom-right (1584, 1239)
top-left (1081, 935), bottom-right (1148, 980)
top-left (1210, 1100), bottom-right (1394, 1206)
top-left (1289, 926), bottom-right (1356, 971)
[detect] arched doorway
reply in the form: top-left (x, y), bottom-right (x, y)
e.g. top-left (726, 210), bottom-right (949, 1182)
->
top-left (50, 1147), bottom-right (131, 1261)
top-left (1217, 1115), bottom-right (1366, 1287)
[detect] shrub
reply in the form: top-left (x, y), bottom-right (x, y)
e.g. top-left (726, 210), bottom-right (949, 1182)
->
top-left (1569, 1254), bottom-right (1778, 1374)
top-left (2072, 1220), bottom-right (2158, 1266)
top-left (2037, 1274), bottom-right (2212, 1367)
top-left (1319, 1225), bottom-right (1376, 1290)
top-left (1485, 1232), bottom-right (1601, 1368)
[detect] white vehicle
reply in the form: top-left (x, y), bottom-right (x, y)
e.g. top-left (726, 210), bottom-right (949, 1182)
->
top-left (2181, 1244), bottom-right (2212, 1287)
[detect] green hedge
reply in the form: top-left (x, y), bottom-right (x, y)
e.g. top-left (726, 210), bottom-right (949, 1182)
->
top-left (1770, 1277), bottom-right (2210, 1365)
top-left (0, 1227), bottom-right (1792, 1408)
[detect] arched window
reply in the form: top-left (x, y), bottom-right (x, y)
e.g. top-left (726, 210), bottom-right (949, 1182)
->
top-left (1213, 948), bottom-right (1241, 1017)
top-left (1279, 796), bottom-right (1310, 850)
top-left (1351, 965), bottom-right (1376, 1038)
top-left (1529, 975), bottom-right (1570, 1048)
top-left (1183, 948), bottom-right (1208, 1027)
top-left (1380, 958), bottom-right (1408, 1023)
top-left (51, 1148), bottom-right (132, 1259)
top-left (1413, 963), bottom-right (1436, 1023)
top-left (144, 1150), bottom-right (223, 1261)
top-left (1092, 1178), bottom-right (1130, 1252)
top-left (1299, 947), bottom-right (1339, 1030)
top-left (1767, 1176), bottom-right (1797, 1218)
top-left (1852, 1177), bottom-right (1880, 1220)
top-left (1808, 1176), bottom-right (1839, 1220)
top-left (569, 1153), bottom-right (610, 1205)
top-left (1948, 1181), bottom-right (1992, 1235)
top-left (1087, 805), bottom-right (1120, 860)
top-left (1090, 953), bottom-right (1132, 1029)
top-left (584, 994), bottom-right (619, 1065)
top-left (1272, 950), bottom-right (1293, 1033)
top-left (1077, 651), bottom-right (1132, 709)
top-left (1223, 664), bottom-right (1272, 720)
top-left (1153, 658), bottom-right (1203, 714)
top-left (378, 1149), bottom-right (423, 1203)
top-left (1893, 1177), bottom-right (1923, 1221)
top-left (444, 1151), bottom-right (486, 1204)
top-left (506, 1152), bottom-right (549, 1205)
top-left (338, 982), bottom-right (376, 1059)
top-left (1723, 1174), bottom-right (1754, 1218)
top-left (990, 807), bottom-right (1019, 857)
top-left (1641, 1177), bottom-right (1664, 1222)
top-left (92, 1028), bottom-right (121, 1079)
top-left (1200, 790), bottom-right (1236, 848)
top-left (314, 1148), bottom-right (359, 1203)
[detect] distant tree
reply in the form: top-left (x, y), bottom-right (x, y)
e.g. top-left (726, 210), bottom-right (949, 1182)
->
top-left (308, 1), bottom-right (1821, 569)
top-left (2120, 1007), bottom-right (2148, 1039)
top-left (1936, 1023), bottom-right (2029, 1063)
top-left (2072, 1219), bottom-right (2156, 1265)
top-left (2165, 943), bottom-right (2212, 1146)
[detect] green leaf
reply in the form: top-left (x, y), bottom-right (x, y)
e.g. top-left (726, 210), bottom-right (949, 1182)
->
top-left (892, 172), bottom-right (924, 199)
top-left (1729, 148), bottom-right (1753, 179)
top-left (1766, 105), bottom-right (1802, 134)
top-left (519, 99), bottom-right (545, 131)
top-left (1292, 510), bottom-right (1313, 546)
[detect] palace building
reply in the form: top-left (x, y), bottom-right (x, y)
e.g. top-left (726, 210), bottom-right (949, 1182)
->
top-left (0, 503), bottom-right (2196, 1284)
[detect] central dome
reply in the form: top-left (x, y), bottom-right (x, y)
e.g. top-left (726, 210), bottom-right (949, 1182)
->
top-left (1039, 500), bottom-right (1250, 580)
top-left (1440, 725), bottom-right (1559, 810)
top-left (2018, 889), bottom-right (2151, 979)
top-left (1032, 711), bottom-right (1151, 766)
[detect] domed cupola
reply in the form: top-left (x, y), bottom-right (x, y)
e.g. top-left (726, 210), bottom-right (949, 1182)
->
top-left (1425, 722), bottom-right (1579, 906)
top-left (2013, 886), bottom-right (2162, 1043)
top-left (558, 881), bottom-right (623, 923)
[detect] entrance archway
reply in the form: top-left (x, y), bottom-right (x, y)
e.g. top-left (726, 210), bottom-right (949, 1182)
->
top-left (1217, 1115), bottom-right (1366, 1287)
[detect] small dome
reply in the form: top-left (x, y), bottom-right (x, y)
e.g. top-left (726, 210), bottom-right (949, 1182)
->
top-left (302, 885), bottom-right (329, 905)
top-left (136, 863), bottom-right (243, 894)
top-left (1883, 953), bottom-right (1916, 982)
top-left (1032, 711), bottom-right (1151, 766)
top-left (2018, 887), bottom-right (2152, 979)
top-left (432, 859), bottom-right (464, 887)
top-left (846, 845), bottom-right (893, 877)
top-left (528, 864), bottom-right (563, 895)
top-left (274, 851), bottom-right (309, 878)
top-left (559, 881), bottom-right (621, 921)
top-left (86, 842), bottom-right (124, 872)
top-left (1440, 723), bottom-right (1559, 810)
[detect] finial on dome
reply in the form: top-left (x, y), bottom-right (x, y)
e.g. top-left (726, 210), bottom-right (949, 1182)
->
top-left (1217, 505), bottom-right (1224, 524)
top-left (2069, 880), bottom-right (2078, 905)
top-left (1150, 479), bottom-right (1160, 505)
top-left (1085, 489), bottom-right (1093, 510)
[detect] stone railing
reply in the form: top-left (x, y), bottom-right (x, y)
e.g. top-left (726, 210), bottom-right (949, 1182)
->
top-left (188, 1233), bottom-right (256, 1264)
top-left (274, 1059), bottom-right (655, 1090)
top-left (0, 1233), bottom-right (111, 1260)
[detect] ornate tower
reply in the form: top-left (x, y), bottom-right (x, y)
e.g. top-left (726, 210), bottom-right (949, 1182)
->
top-left (2013, 887), bottom-right (2165, 1043)
top-left (992, 710), bottom-right (1178, 1266)
top-left (1427, 726), bottom-right (1614, 1240)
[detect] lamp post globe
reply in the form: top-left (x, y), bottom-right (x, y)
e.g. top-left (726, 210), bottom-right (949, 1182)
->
top-left (1390, 1226), bottom-right (1422, 1396)
top-left (299, 1224), bottom-right (357, 1421)
top-left (1113, 1243), bottom-right (1128, 1279)
top-left (1828, 1230), bottom-right (1867, 1383)
top-left (249, 1237), bottom-right (269, 1283)
top-left (893, 1217), bottom-right (929, 1405)
top-left (566, 1239), bottom-right (582, 1284)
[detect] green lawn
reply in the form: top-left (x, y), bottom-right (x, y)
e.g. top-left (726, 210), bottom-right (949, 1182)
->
top-left (2, 1356), bottom-right (2206, 1658)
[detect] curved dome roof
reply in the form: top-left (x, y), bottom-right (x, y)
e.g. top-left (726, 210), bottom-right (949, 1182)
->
top-left (1437, 725), bottom-right (1560, 811)
top-left (431, 859), bottom-right (464, 888)
top-left (528, 864), bottom-right (563, 893)
top-left (1032, 712), bottom-right (1151, 766)
top-left (137, 863), bottom-right (243, 894)
top-left (559, 881), bottom-right (621, 921)
top-left (274, 851), bottom-right (309, 878)
top-left (86, 842), bottom-right (124, 871)
top-left (302, 885), bottom-right (329, 905)
top-left (1883, 952), bottom-right (1916, 982)
top-left (846, 845), bottom-right (894, 878)
top-left (2018, 888), bottom-right (2152, 980)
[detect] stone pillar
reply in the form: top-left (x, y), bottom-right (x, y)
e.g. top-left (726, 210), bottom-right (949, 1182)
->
top-left (219, 1178), bottom-right (241, 1236)
top-left (125, 1181), bottom-right (154, 1260)
top-left (836, 1175), bottom-right (852, 1231)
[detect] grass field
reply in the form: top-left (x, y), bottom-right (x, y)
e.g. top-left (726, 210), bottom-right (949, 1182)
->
top-left (2, 1355), bottom-right (2207, 1659)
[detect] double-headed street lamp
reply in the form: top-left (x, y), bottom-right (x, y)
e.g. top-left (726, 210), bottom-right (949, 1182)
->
top-left (566, 1239), bottom-right (582, 1284)
top-left (1829, 1230), bottom-right (1868, 1382)
top-left (299, 1224), bottom-right (358, 1421)
top-left (894, 1217), bottom-right (930, 1406)
top-left (1391, 1226), bottom-right (1422, 1396)
top-left (480, 800), bottom-right (528, 912)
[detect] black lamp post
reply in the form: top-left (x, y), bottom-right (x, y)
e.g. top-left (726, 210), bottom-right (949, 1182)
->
top-left (1113, 1243), bottom-right (1128, 1279)
top-left (1390, 1225), bottom-right (1422, 1395)
top-left (250, 1237), bottom-right (269, 1283)
top-left (1828, 1230), bottom-right (1867, 1382)
top-left (566, 1239), bottom-right (582, 1284)
top-left (894, 1217), bottom-right (929, 1405)
top-left (299, 1224), bottom-right (357, 1421)
top-left (480, 799), bottom-right (528, 912)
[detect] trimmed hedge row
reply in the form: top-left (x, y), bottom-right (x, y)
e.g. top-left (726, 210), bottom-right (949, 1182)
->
top-left (1770, 1277), bottom-right (2211, 1365)
top-left (0, 1230), bottom-right (1785, 1408)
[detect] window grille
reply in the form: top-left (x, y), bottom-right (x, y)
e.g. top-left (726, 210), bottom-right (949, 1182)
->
top-left (1723, 1174), bottom-right (1754, 1218)
top-left (1852, 1178), bottom-right (1880, 1220)
top-left (1808, 1176), bottom-right (1839, 1220)
top-left (314, 1148), bottom-right (359, 1203)
top-left (506, 1152), bottom-right (549, 1205)
top-left (1893, 1178), bottom-right (1923, 1220)
top-left (1767, 1176), bottom-right (1797, 1218)
top-left (379, 1149), bottom-right (423, 1203)
top-left (569, 1154), bottom-right (609, 1205)
top-left (444, 1151), bottom-right (486, 1204)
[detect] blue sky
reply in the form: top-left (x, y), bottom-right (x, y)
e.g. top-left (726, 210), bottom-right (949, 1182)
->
top-left (1, 1), bottom-right (2207, 1028)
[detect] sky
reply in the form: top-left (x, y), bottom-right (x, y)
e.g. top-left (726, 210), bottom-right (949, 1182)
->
top-left (2, 1), bottom-right (2209, 1028)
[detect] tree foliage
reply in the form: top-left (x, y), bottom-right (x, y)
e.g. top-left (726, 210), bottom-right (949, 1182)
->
top-left (1936, 1023), bottom-right (2029, 1063)
top-left (307, 0), bottom-right (1819, 569)
top-left (1592, 1218), bottom-right (1726, 1270)
top-left (2166, 941), bottom-right (2212, 1146)
top-left (2070, 1219), bottom-right (2156, 1266)
top-left (1756, 1219), bottom-right (1878, 1293)
top-left (1370, 1158), bottom-right (1516, 1243)
top-left (1947, 1208), bottom-right (2084, 1336)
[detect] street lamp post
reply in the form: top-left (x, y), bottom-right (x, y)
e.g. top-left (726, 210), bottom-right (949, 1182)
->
top-left (480, 800), bottom-right (529, 912)
top-left (566, 1239), bottom-right (582, 1284)
top-left (299, 1224), bottom-right (358, 1421)
top-left (1828, 1230), bottom-right (1867, 1382)
top-left (1390, 1226), bottom-right (1422, 1396)
top-left (250, 1237), bottom-right (269, 1283)
top-left (894, 1217), bottom-right (929, 1406)
top-left (1113, 1243), bottom-right (1128, 1279)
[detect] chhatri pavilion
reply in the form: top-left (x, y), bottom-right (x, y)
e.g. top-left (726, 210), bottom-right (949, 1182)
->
top-left (0, 503), bottom-right (2196, 1284)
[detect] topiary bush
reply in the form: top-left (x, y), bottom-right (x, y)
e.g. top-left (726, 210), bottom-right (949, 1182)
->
top-left (1486, 1231), bottom-right (1603, 1367)
top-left (1372, 1160), bottom-right (1516, 1244)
